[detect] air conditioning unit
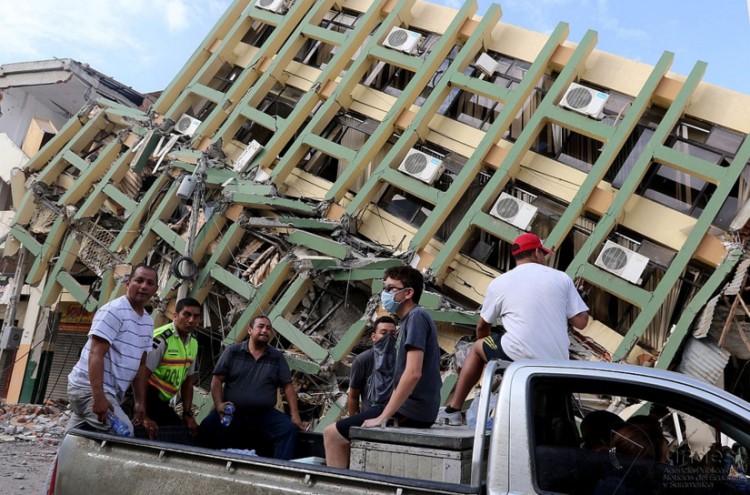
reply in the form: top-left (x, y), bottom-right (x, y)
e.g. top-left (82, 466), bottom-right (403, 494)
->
top-left (475, 53), bottom-right (498, 77)
top-left (490, 192), bottom-right (538, 230)
top-left (560, 82), bottom-right (609, 120)
top-left (175, 114), bottom-right (202, 137)
top-left (398, 149), bottom-right (444, 185)
top-left (594, 240), bottom-right (650, 284)
top-left (0, 326), bottom-right (23, 350)
top-left (382, 27), bottom-right (422, 55)
top-left (255, 0), bottom-right (286, 14)
top-left (233, 140), bottom-right (263, 173)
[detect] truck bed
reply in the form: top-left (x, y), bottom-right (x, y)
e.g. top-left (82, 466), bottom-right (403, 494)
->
top-left (54, 428), bottom-right (482, 495)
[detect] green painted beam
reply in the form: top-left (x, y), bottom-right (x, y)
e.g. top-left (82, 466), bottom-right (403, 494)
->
top-left (238, 105), bottom-right (281, 132)
top-left (225, 258), bottom-right (292, 342)
top-left (330, 319), bottom-right (369, 362)
top-left (426, 310), bottom-right (479, 326)
top-left (420, 291), bottom-right (442, 310)
top-left (332, 269), bottom-right (391, 281)
top-left (190, 222), bottom-right (246, 301)
top-left (652, 144), bottom-right (724, 184)
top-left (187, 82), bottom-right (225, 103)
top-left (574, 264), bottom-right (652, 309)
top-left (73, 149), bottom-right (132, 219)
top-left (130, 132), bottom-right (161, 173)
top-left (314, 400), bottom-right (345, 431)
top-left (39, 235), bottom-right (80, 306)
top-left (429, 27), bottom-right (596, 281)
top-left (209, 265), bottom-right (256, 300)
top-left (287, 230), bottom-right (349, 259)
top-left (229, 194), bottom-right (318, 215)
top-left (58, 140), bottom-right (123, 206)
top-left (449, 72), bottom-right (511, 103)
top-left (380, 168), bottom-right (442, 204)
top-left (300, 24), bottom-right (347, 46)
top-left (222, 183), bottom-right (277, 196)
top-left (367, 45), bottom-right (423, 73)
top-left (151, 221), bottom-right (187, 253)
top-left (276, 217), bottom-right (338, 231)
top-left (9, 226), bottom-right (41, 256)
top-left (303, 134), bottom-right (357, 162)
top-left (473, 211), bottom-right (525, 242)
top-left (24, 115), bottom-right (83, 172)
top-left (56, 271), bottom-right (90, 305)
top-left (27, 216), bottom-right (68, 284)
top-left (110, 175), bottom-right (170, 252)
top-left (102, 184), bottom-right (138, 212)
top-left (440, 373), bottom-right (457, 406)
top-left (657, 249), bottom-right (743, 369)
top-left (61, 149), bottom-right (89, 172)
top-left (287, 355), bottom-right (322, 375)
top-left (271, 316), bottom-right (329, 364)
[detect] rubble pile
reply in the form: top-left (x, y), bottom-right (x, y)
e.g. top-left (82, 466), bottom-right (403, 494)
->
top-left (0, 399), bottom-right (69, 446)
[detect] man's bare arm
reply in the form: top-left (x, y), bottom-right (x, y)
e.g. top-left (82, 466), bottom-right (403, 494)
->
top-left (88, 336), bottom-right (112, 423)
top-left (569, 311), bottom-right (590, 330)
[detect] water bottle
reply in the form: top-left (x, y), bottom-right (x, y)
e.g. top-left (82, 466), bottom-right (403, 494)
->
top-left (106, 411), bottom-right (131, 437)
top-left (221, 404), bottom-right (235, 427)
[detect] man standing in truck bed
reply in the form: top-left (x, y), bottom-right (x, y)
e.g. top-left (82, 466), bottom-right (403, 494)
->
top-left (133, 297), bottom-right (202, 439)
top-left (66, 264), bottom-right (159, 435)
top-left (437, 233), bottom-right (589, 425)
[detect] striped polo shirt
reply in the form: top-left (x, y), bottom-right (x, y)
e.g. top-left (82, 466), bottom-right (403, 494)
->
top-left (68, 296), bottom-right (154, 401)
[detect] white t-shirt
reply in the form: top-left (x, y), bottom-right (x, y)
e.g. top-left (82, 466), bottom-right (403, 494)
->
top-left (68, 296), bottom-right (154, 401)
top-left (480, 263), bottom-right (588, 361)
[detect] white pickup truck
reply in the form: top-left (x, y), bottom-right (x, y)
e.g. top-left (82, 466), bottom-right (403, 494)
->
top-left (51, 360), bottom-right (750, 494)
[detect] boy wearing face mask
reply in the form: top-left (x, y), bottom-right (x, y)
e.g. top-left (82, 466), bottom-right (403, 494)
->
top-left (324, 266), bottom-right (441, 468)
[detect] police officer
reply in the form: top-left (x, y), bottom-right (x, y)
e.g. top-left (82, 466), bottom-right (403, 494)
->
top-left (133, 297), bottom-right (202, 438)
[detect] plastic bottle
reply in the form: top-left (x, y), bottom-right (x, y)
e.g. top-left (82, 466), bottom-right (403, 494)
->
top-left (221, 404), bottom-right (235, 427)
top-left (106, 411), bottom-right (131, 437)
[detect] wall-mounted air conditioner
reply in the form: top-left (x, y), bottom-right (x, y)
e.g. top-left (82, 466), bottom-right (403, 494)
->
top-left (475, 53), bottom-right (498, 77)
top-left (233, 140), bottom-right (263, 173)
top-left (398, 149), bottom-right (444, 185)
top-left (255, 0), bottom-right (286, 14)
top-left (382, 27), bottom-right (422, 55)
top-left (594, 240), bottom-right (650, 284)
top-left (489, 192), bottom-right (538, 231)
top-left (175, 114), bottom-right (202, 137)
top-left (560, 82), bottom-right (609, 120)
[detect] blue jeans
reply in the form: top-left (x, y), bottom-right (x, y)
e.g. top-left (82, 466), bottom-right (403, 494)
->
top-left (199, 407), bottom-right (298, 460)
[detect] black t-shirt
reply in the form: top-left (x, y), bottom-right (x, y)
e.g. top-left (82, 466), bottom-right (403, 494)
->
top-left (213, 342), bottom-right (291, 411)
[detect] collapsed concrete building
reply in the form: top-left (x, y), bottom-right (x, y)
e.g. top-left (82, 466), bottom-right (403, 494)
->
top-left (1, 0), bottom-right (750, 429)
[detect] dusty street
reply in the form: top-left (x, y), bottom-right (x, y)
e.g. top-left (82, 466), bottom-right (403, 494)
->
top-left (0, 438), bottom-right (57, 494)
top-left (0, 400), bottom-right (67, 494)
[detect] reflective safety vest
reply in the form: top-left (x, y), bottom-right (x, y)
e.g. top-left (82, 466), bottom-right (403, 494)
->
top-left (148, 323), bottom-right (198, 401)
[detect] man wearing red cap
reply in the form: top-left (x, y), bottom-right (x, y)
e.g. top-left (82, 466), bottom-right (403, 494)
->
top-left (437, 233), bottom-right (589, 425)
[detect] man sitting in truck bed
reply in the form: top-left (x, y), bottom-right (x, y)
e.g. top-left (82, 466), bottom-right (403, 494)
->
top-left (197, 315), bottom-right (305, 459)
top-left (323, 315), bottom-right (396, 467)
top-left (437, 233), bottom-right (589, 425)
top-left (325, 266), bottom-right (442, 468)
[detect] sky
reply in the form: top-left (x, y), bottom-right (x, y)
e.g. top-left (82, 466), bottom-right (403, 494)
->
top-left (1, 0), bottom-right (748, 95)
